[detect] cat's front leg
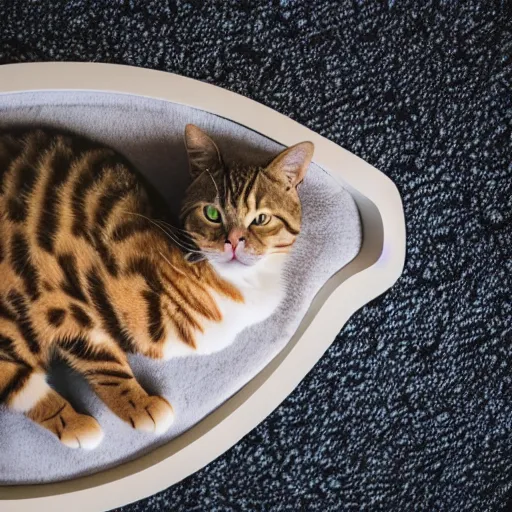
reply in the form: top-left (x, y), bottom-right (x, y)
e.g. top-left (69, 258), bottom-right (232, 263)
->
top-left (61, 336), bottom-right (175, 434)
top-left (0, 357), bottom-right (103, 449)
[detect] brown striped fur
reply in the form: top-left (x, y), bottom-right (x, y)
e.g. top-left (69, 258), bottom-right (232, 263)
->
top-left (0, 125), bottom-right (313, 448)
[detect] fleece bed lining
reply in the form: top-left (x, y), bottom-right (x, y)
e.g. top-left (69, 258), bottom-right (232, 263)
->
top-left (0, 91), bottom-right (361, 484)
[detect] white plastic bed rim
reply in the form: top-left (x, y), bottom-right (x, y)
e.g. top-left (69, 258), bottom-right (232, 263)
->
top-left (0, 62), bottom-right (405, 512)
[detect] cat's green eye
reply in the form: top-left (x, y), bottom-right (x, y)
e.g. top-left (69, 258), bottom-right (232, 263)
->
top-left (252, 213), bottom-right (271, 226)
top-left (204, 205), bottom-right (221, 223)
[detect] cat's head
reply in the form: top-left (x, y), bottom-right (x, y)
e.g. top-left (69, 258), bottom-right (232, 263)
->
top-left (180, 124), bottom-right (314, 268)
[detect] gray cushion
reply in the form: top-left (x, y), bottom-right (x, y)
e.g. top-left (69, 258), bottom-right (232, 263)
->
top-left (0, 91), bottom-right (361, 484)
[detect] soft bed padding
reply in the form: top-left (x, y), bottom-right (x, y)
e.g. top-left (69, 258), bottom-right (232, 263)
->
top-left (0, 92), bottom-right (361, 484)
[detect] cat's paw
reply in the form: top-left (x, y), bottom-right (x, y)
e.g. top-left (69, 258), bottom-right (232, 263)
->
top-left (129, 396), bottom-right (175, 435)
top-left (59, 413), bottom-right (104, 450)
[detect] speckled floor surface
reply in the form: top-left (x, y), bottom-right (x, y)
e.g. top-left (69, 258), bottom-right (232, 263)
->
top-left (1, 1), bottom-right (511, 510)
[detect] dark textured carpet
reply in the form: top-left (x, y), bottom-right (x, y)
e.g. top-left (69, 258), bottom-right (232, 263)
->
top-left (1, 1), bottom-right (511, 510)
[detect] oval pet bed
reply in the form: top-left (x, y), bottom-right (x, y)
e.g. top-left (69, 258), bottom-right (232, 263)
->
top-left (0, 63), bottom-right (405, 511)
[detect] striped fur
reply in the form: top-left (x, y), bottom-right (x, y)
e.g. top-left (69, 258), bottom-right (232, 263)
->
top-left (0, 125), bottom-right (313, 448)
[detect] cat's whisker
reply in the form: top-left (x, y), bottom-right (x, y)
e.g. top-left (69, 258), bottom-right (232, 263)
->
top-left (203, 167), bottom-right (220, 203)
top-left (150, 217), bottom-right (196, 237)
top-left (158, 230), bottom-right (203, 254)
top-left (157, 250), bottom-right (189, 277)
top-left (121, 211), bottom-right (194, 247)
top-left (151, 218), bottom-right (197, 242)
top-left (143, 218), bottom-right (199, 248)
top-left (123, 211), bottom-right (203, 254)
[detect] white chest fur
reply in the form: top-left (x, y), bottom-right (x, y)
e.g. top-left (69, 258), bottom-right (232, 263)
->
top-left (162, 255), bottom-right (286, 359)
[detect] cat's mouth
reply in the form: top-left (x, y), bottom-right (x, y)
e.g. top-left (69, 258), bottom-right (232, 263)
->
top-left (199, 245), bottom-right (262, 267)
top-left (225, 242), bottom-right (262, 266)
top-left (222, 251), bottom-right (261, 267)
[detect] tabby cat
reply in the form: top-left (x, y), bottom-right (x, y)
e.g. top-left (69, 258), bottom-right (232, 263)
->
top-left (0, 124), bottom-right (313, 449)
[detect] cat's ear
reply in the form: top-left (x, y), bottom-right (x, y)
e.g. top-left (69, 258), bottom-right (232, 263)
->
top-left (184, 124), bottom-right (222, 180)
top-left (267, 142), bottom-right (314, 188)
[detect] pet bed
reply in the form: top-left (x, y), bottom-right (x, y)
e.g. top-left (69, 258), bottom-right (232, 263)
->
top-left (0, 63), bottom-right (405, 511)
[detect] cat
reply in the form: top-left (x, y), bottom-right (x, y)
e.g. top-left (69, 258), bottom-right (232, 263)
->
top-left (0, 124), bottom-right (313, 449)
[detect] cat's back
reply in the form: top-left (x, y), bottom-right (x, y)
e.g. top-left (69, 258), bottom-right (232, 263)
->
top-left (0, 128), bottom-right (136, 231)
top-left (0, 128), bottom-right (148, 301)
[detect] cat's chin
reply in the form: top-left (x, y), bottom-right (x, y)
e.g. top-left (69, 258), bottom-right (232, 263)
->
top-left (211, 257), bottom-right (261, 269)
top-left (203, 251), bottom-right (263, 268)
top-left (210, 252), bottom-right (287, 280)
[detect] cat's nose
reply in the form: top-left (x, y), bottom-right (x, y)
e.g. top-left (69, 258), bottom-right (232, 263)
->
top-left (226, 229), bottom-right (246, 249)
